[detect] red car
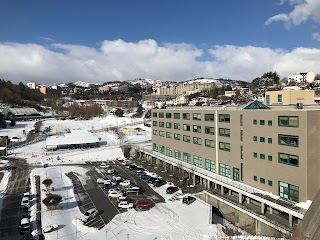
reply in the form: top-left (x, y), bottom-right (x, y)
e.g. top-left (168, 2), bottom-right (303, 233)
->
top-left (135, 199), bottom-right (154, 210)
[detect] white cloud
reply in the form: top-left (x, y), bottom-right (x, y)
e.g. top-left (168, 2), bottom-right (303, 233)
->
top-left (0, 39), bottom-right (320, 84)
top-left (312, 32), bottom-right (320, 41)
top-left (277, 0), bottom-right (304, 6)
top-left (40, 36), bottom-right (54, 41)
top-left (266, 0), bottom-right (320, 27)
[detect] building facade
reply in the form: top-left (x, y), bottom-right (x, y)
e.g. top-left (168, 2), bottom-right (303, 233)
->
top-left (265, 90), bottom-right (315, 105)
top-left (151, 104), bottom-right (320, 202)
top-left (288, 71), bottom-right (316, 83)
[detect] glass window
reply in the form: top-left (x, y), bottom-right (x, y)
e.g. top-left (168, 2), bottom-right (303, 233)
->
top-left (219, 128), bottom-right (230, 137)
top-left (266, 95), bottom-right (270, 105)
top-left (240, 114), bottom-right (243, 126)
top-left (183, 152), bottom-right (191, 163)
top-left (278, 153), bottom-right (299, 167)
top-left (183, 135), bottom-right (190, 143)
top-left (174, 133), bottom-right (181, 140)
top-left (278, 134), bottom-right (299, 147)
top-left (219, 142), bottom-right (230, 151)
top-left (260, 178), bottom-right (265, 184)
top-left (153, 121), bottom-right (157, 126)
top-left (233, 168), bottom-right (240, 181)
top-left (159, 145), bottom-right (164, 154)
top-left (240, 145), bottom-right (243, 159)
top-left (268, 120), bottom-right (272, 126)
top-left (166, 132), bottom-right (172, 138)
top-left (260, 137), bottom-right (265, 142)
top-left (193, 155), bottom-right (202, 167)
top-left (253, 152), bottom-right (257, 158)
top-left (268, 138), bottom-right (272, 144)
top-left (159, 131), bottom-right (164, 137)
top-left (174, 113), bottom-right (180, 119)
top-left (268, 180), bottom-right (273, 186)
top-left (260, 120), bottom-right (265, 125)
top-left (183, 124), bottom-right (190, 131)
top-left (166, 147), bottom-right (172, 157)
top-left (205, 126), bottom-right (214, 135)
top-left (182, 113), bottom-right (190, 120)
top-left (205, 114), bottom-right (214, 121)
top-left (166, 113), bottom-right (172, 119)
top-left (240, 130), bottom-right (243, 141)
top-left (278, 94), bottom-right (282, 102)
top-left (193, 113), bottom-right (201, 121)
top-left (253, 136), bottom-right (257, 141)
top-left (219, 114), bottom-right (230, 123)
top-left (253, 119), bottom-right (257, 125)
top-left (174, 150), bottom-right (181, 160)
top-left (159, 121), bottom-right (164, 127)
top-left (153, 130), bottom-right (158, 135)
top-left (254, 176), bottom-right (257, 181)
top-left (193, 137), bottom-right (202, 145)
top-left (159, 112), bottom-right (164, 118)
top-left (278, 116), bottom-right (299, 127)
top-left (279, 181), bottom-right (299, 202)
top-left (268, 155), bottom-right (272, 161)
top-left (260, 154), bottom-right (265, 160)
top-left (152, 112), bottom-right (158, 118)
top-left (174, 123), bottom-right (180, 130)
top-left (193, 125), bottom-right (202, 133)
top-left (205, 139), bottom-right (215, 148)
top-left (219, 163), bottom-right (231, 178)
top-left (205, 159), bottom-right (215, 172)
top-left (153, 143), bottom-right (158, 151)
top-left (166, 122), bottom-right (172, 128)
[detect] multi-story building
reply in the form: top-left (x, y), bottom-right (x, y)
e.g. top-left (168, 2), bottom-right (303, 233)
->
top-left (151, 101), bottom-right (320, 203)
top-left (288, 71), bottom-right (316, 83)
top-left (265, 89), bottom-right (315, 106)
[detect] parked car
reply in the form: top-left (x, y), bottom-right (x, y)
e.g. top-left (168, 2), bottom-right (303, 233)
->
top-left (20, 218), bottom-right (30, 234)
top-left (182, 195), bottom-right (196, 205)
top-left (117, 196), bottom-right (135, 204)
top-left (104, 181), bottom-right (117, 189)
top-left (96, 178), bottom-right (105, 184)
top-left (112, 175), bottom-right (123, 182)
top-left (108, 191), bottom-right (123, 198)
top-left (118, 201), bottom-right (134, 209)
top-left (79, 208), bottom-right (99, 223)
top-left (21, 197), bottom-right (30, 208)
top-left (138, 174), bottom-right (152, 180)
top-left (153, 179), bottom-right (166, 187)
top-left (42, 223), bottom-right (59, 233)
top-left (166, 186), bottom-right (179, 194)
top-left (100, 163), bottom-right (109, 168)
top-left (108, 188), bottom-right (119, 194)
top-left (147, 177), bottom-right (158, 184)
top-left (127, 164), bottom-right (137, 170)
top-left (107, 169), bottom-right (116, 174)
top-left (23, 192), bottom-right (30, 198)
top-left (135, 199), bottom-right (154, 210)
top-left (119, 179), bottom-right (131, 187)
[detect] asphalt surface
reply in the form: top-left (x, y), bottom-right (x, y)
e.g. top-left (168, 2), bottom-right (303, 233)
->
top-left (0, 158), bottom-right (32, 240)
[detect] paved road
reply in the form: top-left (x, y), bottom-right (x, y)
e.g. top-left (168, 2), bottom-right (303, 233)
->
top-left (0, 158), bottom-right (31, 240)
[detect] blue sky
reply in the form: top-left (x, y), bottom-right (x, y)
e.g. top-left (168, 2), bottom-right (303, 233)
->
top-left (0, 0), bottom-right (319, 83)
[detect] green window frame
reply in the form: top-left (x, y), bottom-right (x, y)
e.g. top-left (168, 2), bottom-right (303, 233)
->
top-left (253, 136), bottom-right (257, 141)
top-left (159, 145), bottom-right (164, 154)
top-left (183, 135), bottom-right (190, 143)
top-left (219, 163), bottom-right (231, 178)
top-left (219, 114), bottom-right (230, 123)
top-left (174, 133), bottom-right (181, 140)
top-left (278, 152), bottom-right (299, 167)
top-left (268, 138), bottom-right (272, 144)
top-left (193, 125), bottom-right (202, 133)
top-left (193, 113), bottom-right (201, 121)
top-left (159, 121), bottom-right (164, 128)
top-left (205, 126), bottom-right (214, 135)
top-left (266, 95), bottom-right (270, 105)
top-left (166, 147), bottom-right (173, 157)
top-left (153, 130), bottom-right (158, 135)
top-left (268, 120), bottom-right (272, 126)
top-left (153, 143), bottom-right (158, 151)
top-left (253, 152), bottom-right (257, 158)
top-left (205, 159), bottom-right (215, 172)
top-left (260, 120), bottom-right (265, 125)
top-left (166, 122), bottom-right (172, 128)
top-left (183, 124), bottom-right (190, 131)
top-left (240, 130), bottom-right (243, 141)
top-left (205, 139), bottom-right (215, 148)
top-left (260, 178), bottom-right (265, 184)
top-left (279, 181), bottom-right (299, 202)
top-left (193, 137), bottom-right (202, 145)
top-left (260, 154), bottom-right (265, 160)
top-left (233, 167), bottom-right (240, 181)
top-left (268, 180), bottom-right (273, 186)
top-left (278, 134), bottom-right (299, 147)
top-left (268, 155), bottom-right (272, 161)
top-left (278, 94), bottom-right (282, 103)
top-left (159, 112), bottom-right (164, 118)
top-left (174, 149), bottom-right (181, 160)
top-left (260, 137), bottom-right (265, 143)
top-left (183, 152), bottom-right (191, 163)
top-left (159, 131), bottom-right (164, 137)
top-left (219, 142), bottom-right (230, 152)
top-left (278, 116), bottom-right (299, 127)
top-left (219, 128), bottom-right (230, 137)
top-left (166, 113), bottom-right (172, 119)
top-left (193, 155), bottom-right (202, 167)
top-left (240, 114), bottom-right (243, 126)
top-left (240, 145), bottom-right (243, 159)
top-left (174, 123), bottom-right (180, 130)
top-left (205, 114), bottom-right (214, 121)
top-left (153, 121), bottom-right (157, 127)
top-left (166, 132), bottom-right (172, 138)
top-left (182, 113), bottom-right (190, 120)
top-left (174, 113), bottom-right (180, 119)
top-left (152, 112), bottom-right (158, 118)
top-left (254, 176), bottom-right (257, 181)
top-left (253, 119), bottom-right (257, 125)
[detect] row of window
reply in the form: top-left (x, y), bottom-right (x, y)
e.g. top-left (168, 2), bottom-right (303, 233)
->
top-left (253, 152), bottom-right (273, 161)
top-left (253, 136), bottom-right (272, 143)
top-left (253, 152), bottom-right (299, 167)
top-left (253, 119), bottom-right (273, 126)
top-left (253, 175), bottom-right (273, 186)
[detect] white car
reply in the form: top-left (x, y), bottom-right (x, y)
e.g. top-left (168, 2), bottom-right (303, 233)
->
top-left (119, 180), bottom-right (131, 187)
top-left (107, 169), bottom-right (116, 174)
top-left (96, 178), bottom-right (105, 184)
top-left (20, 218), bottom-right (30, 234)
top-left (100, 163), bottom-right (109, 169)
top-left (118, 201), bottom-right (134, 209)
top-left (23, 192), bottom-right (30, 198)
top-left (21, 197), bottom-right (30, 208)
top-left (112, 175), bottom-right (123, 182)
top-left (108, 188), bottom-right (119, 194)
top-left (43, 223), bottom-right (59, 233)
top-left (79, 208), bottom-right (99, 223)
top-left (108, 191), bottom-right (123, 198)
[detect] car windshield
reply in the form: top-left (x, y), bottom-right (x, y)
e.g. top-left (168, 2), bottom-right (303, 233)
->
top-left (84, 212), bottom-right (91, 216)
top-left (21, 223), bottom-right (30, 228)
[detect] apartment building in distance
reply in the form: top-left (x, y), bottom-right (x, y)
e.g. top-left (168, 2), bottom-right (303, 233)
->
top-left (265, 88), bottom-right (315, 106)
top-left (151, 101), bottom-right (320, 204)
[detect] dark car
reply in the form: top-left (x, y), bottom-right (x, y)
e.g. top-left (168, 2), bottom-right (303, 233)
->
top-left (182, 195), bottom-right (196, 205)
top-left (147, 177), bottom-right (158, 184)
top-left (166, 186), bottom-right (179, 194)
top-left (127, 164), bottom-right (137, 170)
top-left (153, 179), bottom-right (166, 187)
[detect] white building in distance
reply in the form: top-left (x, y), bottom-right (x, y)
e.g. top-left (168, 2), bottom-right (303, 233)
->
top-left (288, 71), bottom-right (316, 83)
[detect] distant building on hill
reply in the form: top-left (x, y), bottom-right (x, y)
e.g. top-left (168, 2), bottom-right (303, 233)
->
top-left (1, 107), bottom-right (42, 120)
top-left (265, 89), bottom-right (315, 106)
top-left (288, 71), bottom-right (316, 83)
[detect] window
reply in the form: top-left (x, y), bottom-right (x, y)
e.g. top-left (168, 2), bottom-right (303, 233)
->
top-left (240, 145), bottom-right (243, 159)
top-left (166, 113), bottom-right (172, 119)
top-left (278, 134), bottom-right (299, 147)
top-left (253, 152), bottom-right (257, 158)
top-left (219, 164), bottom-right (231, 178)
top-left (174, 150), bottom-right (181, 160)
top-left (219, 114), bottom-right (230, 123)
top-left (153, 130), bottom-right (158, 135)
top-left (278, 116), bottom-right (299, 127)
top-left (260, 154), bottom-right (265, 160)
top-left (240, 114), bottom-right (243, 126)
top-left (219, 142), bottom-right (230, 151)
top-left (174, 123), bottom-right (180, 130)
top-left (153, 143), bottom-right (158, 151)
top-left (268, 180), bottom-right (273, 186)
top-left (260, 178), bottom-right (265, 184)
top-left (182, 113), bottom-right (190, 120)
top-left (193, 155), bottom-right (202, 167)
top-left (166, 147), bottom-right (173, 157)
top-left (174, 113), bottom-right (180, 119)
top-left (193, 113), bottom-right (201, 121)
top-left (254, 176), bottom-right (257, 181)
top-left (219, 128), bottom-right (230, 137)
top-left (159, 121), bottom-right (164, 127)
top-left (279, 181), bottom-right (299, 202)
top-left (278, 94), bottom-right (282, 103)
top-left (278, 153), bottom-right (299, 167)
top-left (152, 112), bottom-right (158, 118)
top-left (205, 114), bottom-right (214, 121)
top-left (233, 168), bottom-right (240, 181)
top-left (159, 131), bottom-right (164, 137)
top-left (174, 133), bottom-right (181, 140)
top-left (183, 152), bottom-right (191, 163)
top-left (205, 159), bottom-right (215, 172)
top-left (159, 145), bottom-right (164, 154)
top-left (240, 130), bottom-right (243, 141)
top-left (166, 122), bottom-right (172, 128)
top-left (205, 139), bottom-right (215, 148)
top-left (268, 138), bottom-right (272, 144)
top-left (268, 120), bottom-right (272, 126)
top-left (253, 136), bottom-right (257, 141)
top-left (260, 120), bottom-right (265, 125)
top-left (205, 126), bottom-right (214, 135)
top-left (166, 132), bottom-right (172, 138)
top-left (152, 121), bottom-right (157, 127)
top-left (183, 124), bottom-right (190, 131)
top-left (268, 155), bottom-right (272, 161)
top-left (159, 112), bottom-right (164, 118)
top-left (193, 125), bottom-right (202, 133)
top-left (183, 135), bottom-right (190, 143)
top-left (266, 95), bottom-right (270, 105)
top-left (193, 137), bottom-right (202, 145)
top-left (253, 119), bottom-right (257, 125)
top-left (260, 137), bottom-right (265, 143)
